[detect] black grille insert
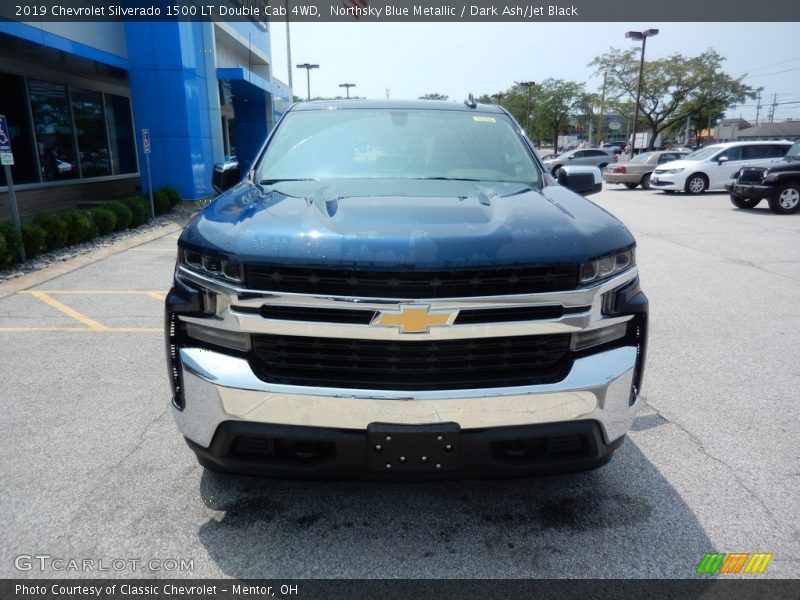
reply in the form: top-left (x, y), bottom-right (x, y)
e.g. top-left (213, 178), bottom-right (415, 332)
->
top-left (244, 265), bottom-right (578, 298)
top-left (736, 167), bottom-right (766, 185)
top-left (250, 333), bottom-right (572, 391)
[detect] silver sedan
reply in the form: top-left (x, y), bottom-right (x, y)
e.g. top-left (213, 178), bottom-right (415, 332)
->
top-left (603, 150), bottom-right (689, 190)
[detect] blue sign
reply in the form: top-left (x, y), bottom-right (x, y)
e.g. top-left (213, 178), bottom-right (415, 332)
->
top-left (0, 114), bottom-right (11, 152)
top-left (142, 128), bottom-right (151, 155)
top-left (0, 114), bottom-right (14, 166)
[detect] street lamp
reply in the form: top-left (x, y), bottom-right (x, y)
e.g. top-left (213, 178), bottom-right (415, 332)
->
top-left (517, 81), bottom-right (536, 134)
top-left (296, 63), bottom-right (319, 101)
top-left (339, 83), bottom-right (356, 99)
top-left (625, 28), bottom-right (658, 154)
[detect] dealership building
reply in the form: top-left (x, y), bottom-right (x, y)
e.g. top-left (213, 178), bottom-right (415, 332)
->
top-left (0, 19), bottom-right (291, 221)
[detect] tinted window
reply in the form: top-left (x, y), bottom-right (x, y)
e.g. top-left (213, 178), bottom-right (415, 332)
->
top-left (0, 72), bottom-right (38, 185)
top-left (717, 147), bottom-right (742, 161)
top-left (29, 79), bottom-right (79, 181)
top-left (72, 88), bottom-right (111, 178)
top-left (657, 153), bottom-right (679, 164)
top-left (258, 109), bottom-right (540, 184)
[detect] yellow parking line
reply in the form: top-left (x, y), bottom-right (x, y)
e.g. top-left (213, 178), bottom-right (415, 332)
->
top-left (144, 291), bottom-right (166, 301)
top-left (20, 290), bottom-right (165, 295)
top-left (26, 291), bottom-right (109, 331)
top-left (0, 327), bottom-right (162, 333)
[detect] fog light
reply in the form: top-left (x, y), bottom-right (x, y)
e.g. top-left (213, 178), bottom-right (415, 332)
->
top-left (184, 322), bottom-right (251, 352)
top-left (571, 322), bottom-right (628, 351)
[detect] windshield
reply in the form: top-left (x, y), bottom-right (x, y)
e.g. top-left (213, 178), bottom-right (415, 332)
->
top-left (787, 142), bottom-right (800, 158)
top-left (256, 108), bottom-right (540, 185)
top-left (684, 146), bottom-right (725, 161)
top-left (630, 152), bottom-right (653, 164)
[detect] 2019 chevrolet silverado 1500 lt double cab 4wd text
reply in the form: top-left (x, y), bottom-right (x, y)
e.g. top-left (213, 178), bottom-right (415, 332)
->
top-left (165, 99), bottom-right (648, 478)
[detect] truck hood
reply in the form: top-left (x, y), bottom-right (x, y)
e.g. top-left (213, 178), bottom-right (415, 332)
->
top-left (180, 179), bottom-right (634, 268)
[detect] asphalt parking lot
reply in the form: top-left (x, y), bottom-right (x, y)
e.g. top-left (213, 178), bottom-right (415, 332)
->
top-left (1, 187), bottom-right (798, 579)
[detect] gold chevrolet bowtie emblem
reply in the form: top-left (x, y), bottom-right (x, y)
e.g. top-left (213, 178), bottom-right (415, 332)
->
top-left (371, 305), bottom-right (458, 334)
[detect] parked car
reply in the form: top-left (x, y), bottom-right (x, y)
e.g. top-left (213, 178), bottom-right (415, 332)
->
top-left (602, 141), bottom-right (627, 155)
top-left (603, 150), bottom-right (689, 189)
top-left (649, 141), bottom-right (793, 194)
top-left (542, 148), bottom-right (617, 176)
top-left (166, 99), bottom-right (648, 478)
top-left (726, 140), bottom-right (800, 214)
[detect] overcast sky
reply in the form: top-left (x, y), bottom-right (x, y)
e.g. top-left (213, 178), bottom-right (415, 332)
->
top-left (268, 22), bottom-right (800, 122)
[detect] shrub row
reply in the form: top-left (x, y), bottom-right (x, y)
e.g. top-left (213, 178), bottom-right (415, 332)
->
top-left (0, 187), bottom-right (182, 268)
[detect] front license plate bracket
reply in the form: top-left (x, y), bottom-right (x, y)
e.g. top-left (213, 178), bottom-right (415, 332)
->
top-left (367, 422), bottom-right (460, 472)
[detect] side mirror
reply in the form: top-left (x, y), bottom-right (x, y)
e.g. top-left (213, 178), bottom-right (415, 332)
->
top-left (718, 156), bottom-right (729, 164)
top-left (557, 165), bottom-right (602, 196)
top-left (212, 160), bottom-right (241, 194)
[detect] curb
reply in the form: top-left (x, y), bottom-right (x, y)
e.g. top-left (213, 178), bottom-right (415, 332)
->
top-left (0, 223), bottom-right (183, 299)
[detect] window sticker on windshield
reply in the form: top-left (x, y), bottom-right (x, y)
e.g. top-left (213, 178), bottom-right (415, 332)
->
top-left (473, 116), bottom-right (496, 123)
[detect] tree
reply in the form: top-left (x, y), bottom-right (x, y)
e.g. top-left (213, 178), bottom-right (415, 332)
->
top-left (532, 79), bottom-right (590, 151)
top-left (590, 48), bottom-right (758, 150)
top-left (418, 93), bottom-right (449, 101)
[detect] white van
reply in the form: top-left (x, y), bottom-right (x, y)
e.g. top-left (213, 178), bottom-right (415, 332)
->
top-left (649, 141), bottom-right (793, 194)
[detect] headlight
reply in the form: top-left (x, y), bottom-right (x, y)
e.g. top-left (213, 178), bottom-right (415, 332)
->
top-left (579, 249), bottom-right (635, 284)
top-left (180, 248), bottom-right (243, 283)
top-left (664, 168), bottom-right (684, 174)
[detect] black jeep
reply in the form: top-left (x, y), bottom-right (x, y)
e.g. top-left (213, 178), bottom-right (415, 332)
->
top-left (727, 140), bottom-right (800, 214)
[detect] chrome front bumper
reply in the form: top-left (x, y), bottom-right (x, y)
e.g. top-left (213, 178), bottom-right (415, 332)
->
top-left (173, 345), bottom-right (639, 449)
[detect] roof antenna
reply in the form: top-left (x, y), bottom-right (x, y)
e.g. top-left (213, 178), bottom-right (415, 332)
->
top-left (464, 93), bottom-right (477, 109)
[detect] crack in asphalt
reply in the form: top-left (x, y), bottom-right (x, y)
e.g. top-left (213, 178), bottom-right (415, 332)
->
top-left (638, 401), bottom-right (796, 541)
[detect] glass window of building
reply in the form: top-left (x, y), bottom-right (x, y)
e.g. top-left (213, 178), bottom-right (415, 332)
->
top-left (71, 87), bottom-right (111, 178)
top-left (29, 79), bottom-right (79, 181)
top-left (0, 72), bottom-right (39, 186)
top-left (105, 94), bottom-right (137, 175)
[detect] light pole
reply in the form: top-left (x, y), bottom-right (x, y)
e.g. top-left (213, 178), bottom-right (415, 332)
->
top-left (625, 28), bottom-right (658, 153)
top-left (339, 83), bottom-right (356, 99)
top-left (296, 63), bottom-right (319, 101)
top-left (517, 81), bottom-right (536, 135)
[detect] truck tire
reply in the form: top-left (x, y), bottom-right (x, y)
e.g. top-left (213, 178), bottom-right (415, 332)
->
top-left (767, 182), bottom-right (800, 214)
top-left (729, 195), bottom-right (761, 209)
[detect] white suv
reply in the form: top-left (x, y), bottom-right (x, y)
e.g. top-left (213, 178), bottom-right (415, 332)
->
top-left (649, 141), bottom-right (792, 194)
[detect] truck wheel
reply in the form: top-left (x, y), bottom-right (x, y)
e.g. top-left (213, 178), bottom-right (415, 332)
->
top-left (624, 183), bottom-right (638, 189)
top-left (729, 195), bottom-right (761, 209)
top-left (641, 173), bottom-right (652, 189)
top-left (685, 174), bottom-right (708, 194)
top-left (768, 182), bottom-right (800, 214)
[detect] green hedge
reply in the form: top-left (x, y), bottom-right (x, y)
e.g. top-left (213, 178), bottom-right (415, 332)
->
top-left (0, 186), bottom-right (180, 269)
top-left (33, 213), bottom-right (69, 251)
top-left (153, 189), bottom-right (170, 216)
top-left (104, 201), bottom-right (133, 230)
top-left (21, 223), bottom-right (47, 258)
top-left (60, 209), bottom-right (96, 245)
top-left (90, 207), bottom-right (117, 236)
top-left (161, 186), bottom-right (182, 209)
top-left (0, 222), bottom-right (22, 268)
top-left (123, 196), bottom-right (149, 227)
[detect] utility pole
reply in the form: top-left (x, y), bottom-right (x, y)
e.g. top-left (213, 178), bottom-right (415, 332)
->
top-left (492, 92), bottom-right (504, 105)
top-left (768, 94), bottom-right (777, 123)
top-left (385, 88), bottom-right (390, 99)
top-left (754, 92), bottom-right (761, 125)
top-left (284, 0), bottom-right (293, 91)
top-left (597, 71), bottom-right (607, 145)
top-left (517, 81), bottom-right (536, 134)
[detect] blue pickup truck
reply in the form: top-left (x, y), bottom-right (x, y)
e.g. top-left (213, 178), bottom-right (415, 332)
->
top-left (165, 99), bottom-right (648, 479)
